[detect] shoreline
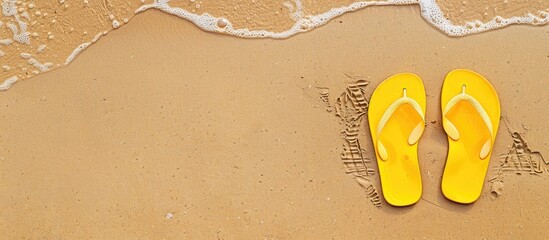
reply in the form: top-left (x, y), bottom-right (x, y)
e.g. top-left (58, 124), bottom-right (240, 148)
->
top-left (1, 1), bottom-right (548, 91)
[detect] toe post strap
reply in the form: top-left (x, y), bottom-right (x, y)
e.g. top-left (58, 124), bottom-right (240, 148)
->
top-left (443, 85), bottom-right (494, 160)
top-left (376, 88), bottom-right (425, 161)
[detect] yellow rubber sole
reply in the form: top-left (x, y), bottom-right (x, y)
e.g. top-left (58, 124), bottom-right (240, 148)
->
top-left (368, 73), bottom-right (425, 206)
top-left (441, 69), bottom-right (500, 204)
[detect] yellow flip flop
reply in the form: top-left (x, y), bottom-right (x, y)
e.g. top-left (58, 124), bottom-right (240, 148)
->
top-left (441, 69), bottom-right (500, 204)
top-left (368, 73), bottom-right (425, 206)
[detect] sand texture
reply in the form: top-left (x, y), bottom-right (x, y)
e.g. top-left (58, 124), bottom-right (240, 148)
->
top-left (1, 5), bottom-right (548, 238)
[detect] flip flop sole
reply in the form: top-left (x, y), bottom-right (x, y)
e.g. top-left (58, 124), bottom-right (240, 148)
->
top-left (368, 73), bottom-right (425, 206)
top-left (441, 69), bottom-right (500, 204)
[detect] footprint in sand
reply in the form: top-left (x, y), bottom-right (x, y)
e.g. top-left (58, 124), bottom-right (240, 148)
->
top-left (488, 132), bottom-right (548, 198)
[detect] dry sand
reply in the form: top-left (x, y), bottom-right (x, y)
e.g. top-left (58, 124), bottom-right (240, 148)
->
top-left (1, 4), bottom-right (548, 240)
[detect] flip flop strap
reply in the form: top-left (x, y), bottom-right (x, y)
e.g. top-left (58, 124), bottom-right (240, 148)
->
top-left (376, 89), bottom-right (425, 161)
top-left (442, 85), bottom-right (493, 160)
top-left (377, 89), bottom-right (425, 136)
top-left (443, 85), bottom-right (493, 139)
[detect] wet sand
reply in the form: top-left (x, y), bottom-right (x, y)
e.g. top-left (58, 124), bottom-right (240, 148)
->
top-left (1, 6), bottom-right (548, 239)
top-left (1, 0), bottom-right (548, 87)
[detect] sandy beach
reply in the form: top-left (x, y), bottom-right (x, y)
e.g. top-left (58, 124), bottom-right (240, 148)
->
top-left (1, 2), bottom-right (548, 239)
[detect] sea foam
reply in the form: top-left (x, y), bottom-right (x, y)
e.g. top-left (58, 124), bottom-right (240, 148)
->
top-left (419, 0), bottom-right (549, 36)
top-left (0, 76), bottom-right (17, 91)
top-left (137, 0), bottom-right (548, 38)
top-left (136, 0), bottom-right (420, 39)
top-left (0, 0), bottom-right (547, 91)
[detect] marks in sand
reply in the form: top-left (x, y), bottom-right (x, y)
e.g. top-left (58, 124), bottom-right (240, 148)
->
top-left (488, 131), bottom-right (548, 198)
top-left (302, 80), bottom-right (548, 203)
top-left (333, 79), bottom-right (381, 207)
top-left (297, 75), bottom-right (380, 207)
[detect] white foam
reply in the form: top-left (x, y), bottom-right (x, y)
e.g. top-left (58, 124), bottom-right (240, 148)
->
top-left (0, 76), bottom-right (17, 91)
top-left (21, 11), bottom-right (30, 21)
top-left (37, 44), bottom-right (47, 53)
top-left (419, 0), bottom-right (549, 36)
top-left (6, 22), bottom-right (17, 34)
top-left (92, 32), bottom-right (103, 43)
top-left (28, 58), bottom-right (53, 72)
top-left (112, 20), bottom-right (120, 28)
top-left (136, 0), bottom-right (417, 39)
top-left (0, 38), bottom-right (12, 45)
top-left (60, 32), bottom-right (104, 66)
top-left (0, 49), bottom-right (4, 57)
top-left (65, 42), bottom-right (91, 65)
top-left (20, 52), bottom-right (32, 58)
top-left (1, 0), bottom-right (17, 17)
top-left (13, 15), bottom-right (31, 44)
top-left (136, 0), bottom-right (547, 39)
top-left (2, 3), bottom-right (30, 45)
